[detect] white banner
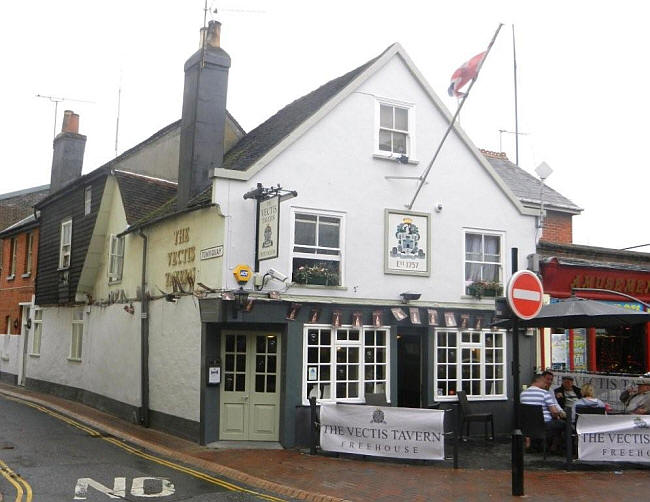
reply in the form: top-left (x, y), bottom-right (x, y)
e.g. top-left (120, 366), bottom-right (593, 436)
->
top-left (554, 372), bottom-right (639, 413)
top-left (319, 404), bottom-right (445, 460)
top-left (577, 415), bottom-right (650, 462)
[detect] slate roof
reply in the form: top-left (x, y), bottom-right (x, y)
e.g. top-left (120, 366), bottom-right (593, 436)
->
top-left (114, 171), bottom-right (177, 225)
top-left (482, 150), bottom-right (582, 213)
top-left (221, 48), bottom-right (389, 172)
top-left (0, 184), bottom-right (50, 231)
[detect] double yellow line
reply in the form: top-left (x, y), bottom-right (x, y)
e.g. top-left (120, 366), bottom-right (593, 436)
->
top-left (0, 394), bottom-right (285, 502)
top-left (0, 457), bottom-right (32, 502)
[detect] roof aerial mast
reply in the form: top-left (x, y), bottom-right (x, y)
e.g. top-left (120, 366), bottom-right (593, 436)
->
top-left (36, 94), bottom-right (95, 140)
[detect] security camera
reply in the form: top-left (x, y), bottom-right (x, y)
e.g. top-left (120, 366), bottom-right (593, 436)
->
top-left (266, 268), bottom-right (288, 282)
top-left (435, 202), bottom-right (443, 213)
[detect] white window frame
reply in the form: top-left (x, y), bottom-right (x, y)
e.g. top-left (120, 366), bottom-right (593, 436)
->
top-left (8, 236), bottom-right (17, 278)
top-left (434, 329), bottom-right (507, 402)
top-left (59, 218), bottom-right (72, 270)
top-left (290, 207), bottom-right (345, 287)
top-left (302, 324), bottom-right (391, 405)
top-left (31, 308), bottom-right (43, 356)
top-left (84, 186), bottom-right (92, 216)
top-left (463, 229), bottom-right (505, 295)
top-left (108, 234), bottom-right (125, 283)
top-left (374, 97), bottom-right (416, 161)
top-left (69, 309), bottom-right (84, 361)
top-left (24, 232), bottom-right (33, 276)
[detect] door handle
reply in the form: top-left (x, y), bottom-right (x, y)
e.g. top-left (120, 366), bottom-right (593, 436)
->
top-left (243, 396), bottom-right (249, 401)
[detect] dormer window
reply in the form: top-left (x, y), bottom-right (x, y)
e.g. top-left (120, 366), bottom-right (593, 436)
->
top-left (376, 99), bottom-right (415, 160)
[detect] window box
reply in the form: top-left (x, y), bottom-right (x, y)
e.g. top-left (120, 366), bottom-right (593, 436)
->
top-left (467, 281), bottom-right (503, 300)
top-left (293, 263), bottom-right (340, 286)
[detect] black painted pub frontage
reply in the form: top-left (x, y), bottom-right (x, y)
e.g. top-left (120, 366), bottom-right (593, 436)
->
top-left (197, 296), bottom-right (535, 448)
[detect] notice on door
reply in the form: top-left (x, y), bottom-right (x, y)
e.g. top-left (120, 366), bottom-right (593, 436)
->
top-left (320, 404), bottom-right (444, 460)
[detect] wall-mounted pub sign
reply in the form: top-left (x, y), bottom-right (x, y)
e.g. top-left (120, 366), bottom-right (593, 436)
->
top-left (258, 195), bottom-right (280, 262)
top-left (384, 209), bottom-right (430, 276)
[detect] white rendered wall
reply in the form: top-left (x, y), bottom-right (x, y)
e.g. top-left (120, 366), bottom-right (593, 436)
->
top-left (0, 334), bottom-right (20, 377)
top-left (24, 304), bottom-right (141, 407)
top-left (214, 54), bottom-right (537, 304)
top-left (148, 295), bottom-right (201, 422)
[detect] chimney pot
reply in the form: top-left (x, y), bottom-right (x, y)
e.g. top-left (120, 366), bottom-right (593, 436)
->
top-left (199, 20), bottom-right (221, 49)
top-left (61, 110), bottom-right (80, 134)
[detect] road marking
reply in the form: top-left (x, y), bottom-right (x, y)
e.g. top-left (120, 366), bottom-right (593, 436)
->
top-left (0, 457), bottom-right (33, 502)
top-left (0, 394), bottom-right (285, 502)
top-left (512, 288), bottom-right (541, 301)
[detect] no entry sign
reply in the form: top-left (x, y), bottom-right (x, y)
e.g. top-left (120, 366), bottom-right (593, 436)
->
top-left (506, 270), bottom-right (544, 320)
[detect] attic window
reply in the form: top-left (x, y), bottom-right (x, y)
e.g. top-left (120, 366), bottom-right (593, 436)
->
top-left (84, 186), bottom-right (92, 216)
top-left (375, 99), bottom-right (415, 160)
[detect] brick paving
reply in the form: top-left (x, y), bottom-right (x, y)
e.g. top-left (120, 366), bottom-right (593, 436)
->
top-left (1, 383), bottom-right (648, 501)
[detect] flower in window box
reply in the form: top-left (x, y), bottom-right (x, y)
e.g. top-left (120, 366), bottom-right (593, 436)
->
top-left (293, 263), bottom-right (339, 286)
top-left (467, 280), bottom-right (503, 299)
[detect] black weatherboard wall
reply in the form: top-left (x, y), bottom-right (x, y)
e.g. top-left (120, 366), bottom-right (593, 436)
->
top-left (35, 172), bottom-right (108, 305)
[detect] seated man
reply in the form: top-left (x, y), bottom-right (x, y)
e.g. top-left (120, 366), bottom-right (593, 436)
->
top-left (554, 375), bottom-right (582, 409)
top-left (521, 374), bottom-right (566, 450)
top-left (621, 375), bottom-right (650, 415)
top-left (541, 369), bottom-right (566, 418)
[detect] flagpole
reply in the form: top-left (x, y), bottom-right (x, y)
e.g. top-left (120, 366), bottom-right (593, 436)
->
top-left (407, 23), bottom-right (503, 210)
top-left (512, 25), bottom-right (519, 166)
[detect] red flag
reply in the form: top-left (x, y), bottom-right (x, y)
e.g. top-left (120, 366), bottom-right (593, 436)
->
top-left (448, 51), bottom-right (486, 97)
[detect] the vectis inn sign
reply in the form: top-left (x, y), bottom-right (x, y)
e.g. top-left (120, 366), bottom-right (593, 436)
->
top-left (320, 404), bottom-right (445, 460)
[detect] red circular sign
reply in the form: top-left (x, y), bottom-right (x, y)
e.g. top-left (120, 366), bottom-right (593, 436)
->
top-left (507, 270), bottom-right (544, 320)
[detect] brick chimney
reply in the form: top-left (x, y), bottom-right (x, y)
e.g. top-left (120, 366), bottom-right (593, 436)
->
top-left (50, 110), bottom-right (86, 192)
top-left (177, 20), bottom-right (230, 208)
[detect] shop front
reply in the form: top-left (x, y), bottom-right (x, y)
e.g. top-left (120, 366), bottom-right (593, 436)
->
top-left (197, 296), bottom-right (517, 448)
top-left (539, 256), bottom-right (650, 374)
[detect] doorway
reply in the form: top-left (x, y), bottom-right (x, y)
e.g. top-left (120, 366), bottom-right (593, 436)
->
top-left (397, 333), bottom-right (421, 407)
top-left (219, 331), bottom-right (281, 441)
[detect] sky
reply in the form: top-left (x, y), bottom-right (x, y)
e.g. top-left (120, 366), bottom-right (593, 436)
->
top-left (1, 0), bottom-right (648, 250)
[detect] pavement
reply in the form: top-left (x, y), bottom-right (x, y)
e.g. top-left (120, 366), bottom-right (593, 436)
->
top-left (0, 383), bottom-right (648, 501)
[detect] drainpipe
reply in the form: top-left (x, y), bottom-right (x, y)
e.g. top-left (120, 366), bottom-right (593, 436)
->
top-left (139, 230), bottom-right (150, 427)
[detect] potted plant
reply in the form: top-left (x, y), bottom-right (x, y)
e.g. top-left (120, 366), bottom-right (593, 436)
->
top-left (467, 280), bottom-right (503, 299)
top-left (294, 263), bottom-right (339, 286)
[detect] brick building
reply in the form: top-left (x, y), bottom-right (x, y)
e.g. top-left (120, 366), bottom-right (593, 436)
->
top-left (0, 216), bottom-right (39, 334)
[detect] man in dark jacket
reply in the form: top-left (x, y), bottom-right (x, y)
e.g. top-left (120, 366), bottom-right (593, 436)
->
top-left (554, 376), bottom-right (582, 408)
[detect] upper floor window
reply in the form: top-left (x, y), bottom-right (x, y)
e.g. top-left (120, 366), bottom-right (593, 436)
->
top-left (464, 231), bottom-right (503, 295)
top-left (291, 210), bottom-right (343, 287)
top-left (24, 232), bottom-right (34, 276)
top-left (84, 186), bottom-right (92, 216)
top-left (108, 234), bottom-right (125, 282)
top-left (59, 219), bottom-right (72, 269)
top-left (8, 237), bottom-right (17, 278)
top-left (376, 99), bottom-right (415, 159)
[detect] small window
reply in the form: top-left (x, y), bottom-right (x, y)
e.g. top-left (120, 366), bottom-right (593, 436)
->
top-left (108, 234), bottom-right (125, 282)
top-left (24, 232), bottom-right (34, 275)
top-left (464, 231), bottom-right (503, 295)
top-left (59, 219), bottom-right (72, 269)
top-left (9, 237), bottom-right (17, 277)
top-left (84, 186), bottom-right (92, 216)
top-left (292, 211), bottom-right (343, 287)
top-left (376, 100), bottom-right (414, 158)
top-left (70, 309), bottom-right (84, 360)
top-left (32, 309), bottom-right (43, 355)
